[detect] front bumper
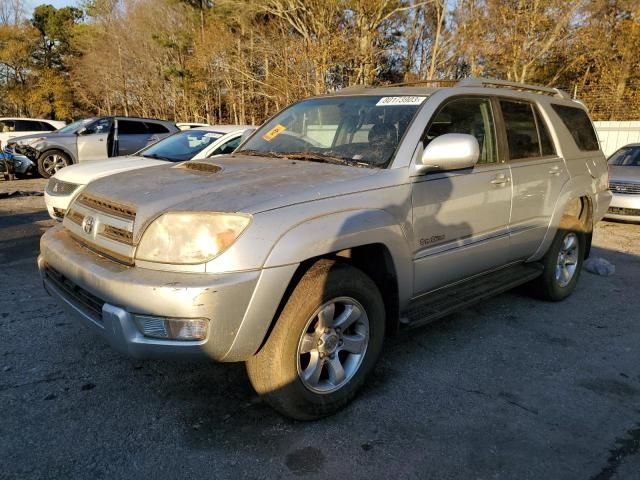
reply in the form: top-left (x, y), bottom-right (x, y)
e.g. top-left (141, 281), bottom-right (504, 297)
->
top-left (39, 226), bottom-right (297, 361)
top-left (603, 192), bottom-right (640, 223)
top-left (44, 186), bottom-right (84, 221)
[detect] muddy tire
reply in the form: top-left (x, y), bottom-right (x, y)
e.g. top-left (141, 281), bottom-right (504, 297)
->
top-left (246, 259), bottom-right (385, 420)
top-left (533, 224), bottom-right (586, 301)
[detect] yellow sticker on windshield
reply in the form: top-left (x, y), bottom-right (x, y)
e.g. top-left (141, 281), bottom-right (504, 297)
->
top-left (262, 124), bottom-right (286, 142)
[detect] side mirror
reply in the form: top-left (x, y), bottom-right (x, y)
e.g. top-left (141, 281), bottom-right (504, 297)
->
top-left (76, 127), bottom-right (88, 136)
top-left (417, 133), bottom-right (480, 173)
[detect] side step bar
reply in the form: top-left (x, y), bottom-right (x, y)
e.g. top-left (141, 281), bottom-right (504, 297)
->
top-left (401, 263), bottom-right (543, 329)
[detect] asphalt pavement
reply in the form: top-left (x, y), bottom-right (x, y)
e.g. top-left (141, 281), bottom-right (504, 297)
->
top-left (1, 178), bottom-right (639, 480)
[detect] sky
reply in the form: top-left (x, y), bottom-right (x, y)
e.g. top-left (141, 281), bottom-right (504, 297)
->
top-left (28, 0), bottom-right (79, 9)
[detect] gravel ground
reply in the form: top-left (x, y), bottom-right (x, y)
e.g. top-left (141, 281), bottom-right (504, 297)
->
top-left (1, 177), bottom-right (639, 480)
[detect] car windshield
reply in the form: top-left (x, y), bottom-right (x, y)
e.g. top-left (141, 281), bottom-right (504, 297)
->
top-left (56, 118), bottom-right (94, 134)
top-left (608, 146), bottom-right (640, 166)
top-left (236, 95), bottom-right (427, 168)
top-left (139, 129), bottom-right (226, 161)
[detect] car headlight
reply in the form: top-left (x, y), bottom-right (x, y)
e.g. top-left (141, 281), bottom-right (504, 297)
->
top-left (18, 137), bottom-right (45, 146)
top-left (136, 212), bottom-right (251, 264)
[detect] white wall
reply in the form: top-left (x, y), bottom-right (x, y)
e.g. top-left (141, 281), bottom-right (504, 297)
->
top-left (594, 121), bottom-right (640, 157)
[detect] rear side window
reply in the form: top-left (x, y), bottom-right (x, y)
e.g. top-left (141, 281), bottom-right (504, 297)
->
top-left (500, 100), bottom-right (542, 160)
top-left (15, 120), bottom-right (44, 131)
top-left (119, 120), bottom-right (148, 135)
top-left (551, 104), bottom-right (599, 151)
top-left (145, 122), bottom-right (170, 134)
top-left (39, 121), bottom-right (57, 131)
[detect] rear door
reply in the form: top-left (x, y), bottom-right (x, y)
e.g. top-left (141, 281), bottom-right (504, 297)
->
top-left (411, 96), bottom-right (513, 294)
top-left (500, 99), bottom-right (569, 259)
top-left (144, 121), bottom-right (172, 146)
top-left (116, 119), bottom-right (152, 155)
top-left (77, 117), bottom-right (112, 161)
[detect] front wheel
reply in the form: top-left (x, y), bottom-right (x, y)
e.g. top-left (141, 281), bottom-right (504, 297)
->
top-left (38, 150), bottom-right (71, 178)
top-left (246, 259), bottom-right (385, 420)
top-left (533, 227), bottom-right (585, 301)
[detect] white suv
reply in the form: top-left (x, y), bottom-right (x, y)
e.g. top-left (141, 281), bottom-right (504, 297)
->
top-left (0, 117), bottom-right (65, 148)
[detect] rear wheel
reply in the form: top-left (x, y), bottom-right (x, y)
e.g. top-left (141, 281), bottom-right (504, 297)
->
top-left (38, 150), bottom-right (71, 178)
top-left (246, 259), bottom-right (385, 420)
top-left (533, 226), bottom-right (585, 301)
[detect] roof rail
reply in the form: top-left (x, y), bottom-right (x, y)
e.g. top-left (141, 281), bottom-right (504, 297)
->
top-left (457, 77), bottom-right (572, 99)
top-left (383, 79), bottom-right (458, 88)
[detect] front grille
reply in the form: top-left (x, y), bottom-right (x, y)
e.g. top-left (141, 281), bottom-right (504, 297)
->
top-left (101, 225), bottom-right (134, 245)
top-left (46, 178), bottom-right (80, 196)
top-left (609, 182), bottom-right (640, 195)
top-left (44, 265), bottom-right (105, 321)
top-left (608, 206), bottom-right (640, 216)
top-left (76, 193), bottom-right (136, 221)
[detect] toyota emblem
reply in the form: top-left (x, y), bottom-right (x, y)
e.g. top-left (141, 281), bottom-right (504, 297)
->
top-left (82, 216), bottom-right (95, 234)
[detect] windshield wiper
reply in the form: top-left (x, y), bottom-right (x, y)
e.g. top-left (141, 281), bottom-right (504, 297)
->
top-left (143, 153), bottom-right (179, 162)
top-left (281, 151), bottom-right (371, 168)
top-left (233, 149), bottom-right (283, 158)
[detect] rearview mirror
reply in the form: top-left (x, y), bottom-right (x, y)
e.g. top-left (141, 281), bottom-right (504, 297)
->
top-left (418, 133), bottom-right (479, 173)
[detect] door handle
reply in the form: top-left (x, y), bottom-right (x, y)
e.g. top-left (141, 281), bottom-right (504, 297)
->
top-left (490, 174), bottom-right (510, 185)
top-left (548, 166), bottom-right (562, 176)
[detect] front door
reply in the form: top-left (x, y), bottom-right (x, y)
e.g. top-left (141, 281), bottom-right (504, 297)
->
top-left (412, 96), bottom-right (513, 295)
top-left (77, 117), bottom-right (112, 161)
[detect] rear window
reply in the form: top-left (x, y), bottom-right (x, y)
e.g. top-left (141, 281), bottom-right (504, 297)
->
top-left (551, 104), bottom-right (599, 151)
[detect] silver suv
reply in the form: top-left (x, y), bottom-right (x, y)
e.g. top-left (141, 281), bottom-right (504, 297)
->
top-left (38, 79), bottom-right (611, 419)
top-left (10, 116), bottom-right (178, 178)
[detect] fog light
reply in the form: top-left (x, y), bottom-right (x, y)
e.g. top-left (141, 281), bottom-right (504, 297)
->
top-left (133, 315), bottom-right (208, 341)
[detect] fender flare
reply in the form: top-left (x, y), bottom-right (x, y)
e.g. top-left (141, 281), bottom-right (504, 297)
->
top-left (529, 174), bottom-right (596, 261)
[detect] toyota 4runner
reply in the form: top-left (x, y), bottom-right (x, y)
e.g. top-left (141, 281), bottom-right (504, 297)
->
top-left (38, 78), bottom-right (611, 420)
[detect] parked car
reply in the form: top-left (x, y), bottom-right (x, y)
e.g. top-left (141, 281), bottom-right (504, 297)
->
top-left (44, 126), bottom-right (251, 220)
top-left (604, 143), bottom-right (640, 222)
top-left (8, 116), bottom-right (178, 178)
top-left (177, 122), bottom-right (210, 130)
top-left (0, 148), bottom-right (34, 180)
top-left (39, 78), bottom-right (611, 420)
top-left (0, 117), bottom-right (66, 149)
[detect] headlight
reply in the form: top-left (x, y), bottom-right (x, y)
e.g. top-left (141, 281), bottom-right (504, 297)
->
top-left (46, 177), bottom-right (80, 195)
top-left (18, 137), bottom-right (45, 146)
top-left (136, 212), bottom-right (251, 264)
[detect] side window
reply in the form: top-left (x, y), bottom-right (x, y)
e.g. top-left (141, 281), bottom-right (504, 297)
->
top-left (0, 120), bottom-right (16, 132)
top-left (424, 97), bottom-right (497, 164)
top-left (144, 122), bottom-right (170, 134)
top-left (40, 122), bottom-right (57, 131)
top-left (119, 120), bottom-right (148, 135)
top-left (500, 100), bottom-right (541, 160)
top-left (210, 136), bottom-right (242, 156)
top-left (535, 109), bottom-right (556, 156)
top-left (84, 118), bottom-right (113, 135)
top-left (551, 104), bottom-right (599, 151)
top-left (15, 120), bottom-right (44, 131)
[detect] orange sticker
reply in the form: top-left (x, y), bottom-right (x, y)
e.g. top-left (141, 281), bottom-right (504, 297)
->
top-left (262, 124), bottom-right (286, 141)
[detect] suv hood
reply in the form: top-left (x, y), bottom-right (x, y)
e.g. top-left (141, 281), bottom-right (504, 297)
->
top-left (80, 155), bottom-right (380, 233)
top-left (54, 156), bottom-right (168, 185)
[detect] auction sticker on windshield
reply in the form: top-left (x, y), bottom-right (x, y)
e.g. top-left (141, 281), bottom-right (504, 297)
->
top-left (376, 96), bottom-right (426, 106)
top-left (263, 124), bottom-right (287, 141)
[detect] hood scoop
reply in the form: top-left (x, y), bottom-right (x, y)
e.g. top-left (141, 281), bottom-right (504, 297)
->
top-left (179, 162), bottom-right (222, 173)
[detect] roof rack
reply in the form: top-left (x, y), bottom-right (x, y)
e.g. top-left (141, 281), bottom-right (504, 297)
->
top-left (457, 77), bottom-right (572, 99)
top-left (382, 79), bottom-right (458, 88)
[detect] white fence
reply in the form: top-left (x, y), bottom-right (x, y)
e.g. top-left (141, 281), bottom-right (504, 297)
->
top-left (594, 121), bottom-right (640, 156)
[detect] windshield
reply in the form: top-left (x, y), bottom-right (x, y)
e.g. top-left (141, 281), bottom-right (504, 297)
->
top-left (139, 129), bottom-right (226, 161)
top-left (236, 95), bottom-right (427, 168)
top-left (608, 146), bottom-right (640, 166)
top-left (57, 118), bottom-right (95, 134)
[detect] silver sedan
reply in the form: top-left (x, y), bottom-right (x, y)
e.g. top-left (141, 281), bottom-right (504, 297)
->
top-left (605, 143), bottom-right (640, 222)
